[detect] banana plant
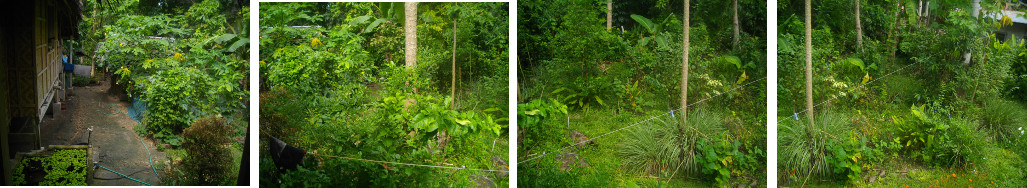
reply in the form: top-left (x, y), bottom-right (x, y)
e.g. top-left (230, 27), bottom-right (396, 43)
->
top-left (839, 58), bottom-right (875, 84)
top-left (713, 55), bottom-right (754, 84)
top-left (630, 14), bottom-right (671, 50)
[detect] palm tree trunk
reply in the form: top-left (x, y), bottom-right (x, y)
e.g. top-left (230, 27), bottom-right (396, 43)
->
top-left (855, 0), bottom-right (863, 52)
top-left (680, 0), bottom-right (690, 155)
top-left (405, 2), bottom-right (418, 94)
top-left (806, 0), bottom-right (814, 128)
top-left (607, 0), bottom-right (613, 30)
top-left (733, 0), bottom-right (740, 50)
top-left (405, 2), bottom-right (418, 68)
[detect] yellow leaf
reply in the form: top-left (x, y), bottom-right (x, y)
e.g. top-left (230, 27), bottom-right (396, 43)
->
top-left (736, 71), bottom-right (749, 84)
top-left (861, 72), bottom-right (871, 85)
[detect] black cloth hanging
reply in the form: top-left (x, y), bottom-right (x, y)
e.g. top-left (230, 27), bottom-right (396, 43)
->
top-left (269, 136), bottom-right (306, 173)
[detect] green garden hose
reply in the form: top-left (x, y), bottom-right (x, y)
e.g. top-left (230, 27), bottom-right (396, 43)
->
top-left (138, 133), bottom-right (163, 183)
top-left (95, 163), bottom-right (152, 186)
top-left (98, 102), bottom-right (123, 116)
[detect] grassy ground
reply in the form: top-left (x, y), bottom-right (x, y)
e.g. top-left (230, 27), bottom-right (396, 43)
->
top-left (522, 107), bottom-right (764, 187)
top-left (779, 97), bottom-right (1027, 186)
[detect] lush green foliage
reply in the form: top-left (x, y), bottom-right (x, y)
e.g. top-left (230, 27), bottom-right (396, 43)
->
top-left (778, 0), bottom-right (1027, 186)
top-left (519, 0), bottom-right (766, 186)
top-left (12, 149), bottom-right (89, 186)
top-left (86, 0), bottom-right (249, 146)
top-left (259, 2), bottom-right (509, 187)
top-left (81, 0), bottom-right (249, 185)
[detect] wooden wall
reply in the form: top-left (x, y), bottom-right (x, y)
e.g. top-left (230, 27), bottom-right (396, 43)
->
top-left (10, 0), bottom-right (62, 121)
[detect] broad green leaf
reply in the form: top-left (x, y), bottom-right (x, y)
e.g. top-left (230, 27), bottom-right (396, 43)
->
top-left (349, 16), bottom-right (372, 26)
top-left (363, 18), bottom-right (388, 33)
top-left (214, 34), bottom-right (237, 44)
top-left (227, 38), bottom-right (249, 52)
top-left (630, 14), bottom-right (658, 34)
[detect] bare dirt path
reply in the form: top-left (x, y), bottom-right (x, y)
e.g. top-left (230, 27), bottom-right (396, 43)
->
top-left (39, 79), bottom-right (168, 186)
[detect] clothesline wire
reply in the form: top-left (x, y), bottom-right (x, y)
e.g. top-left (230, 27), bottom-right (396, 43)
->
top-left (779, 60), bottom-right (923, 124)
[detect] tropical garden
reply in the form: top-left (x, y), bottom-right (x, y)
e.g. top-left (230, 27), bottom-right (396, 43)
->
top-left (518, 0), bottom-right (767, 187)
top-left (779, 0), bottom-right (1027, 186)
top-left (79, 0), bottom-right (250, 185)
top-left (257, 2), bottom-right (509, 187)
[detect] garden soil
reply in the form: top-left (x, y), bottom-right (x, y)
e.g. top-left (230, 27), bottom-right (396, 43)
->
top-left (38, 79), bottom-right (168, 186)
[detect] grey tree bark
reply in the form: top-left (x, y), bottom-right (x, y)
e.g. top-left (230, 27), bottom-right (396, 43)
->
top-left (805, 0), bottom-right (814, 127)
top-left (405, 2), bottom-right (418, 68)
top-left (733, 0), bottom-right (740, 50)
top-left (607, 0), bottom-right (613, 30)
top-left (856, 0), bottom-right (863, 52)
top-left (680, 0), bottom-right (690, 126)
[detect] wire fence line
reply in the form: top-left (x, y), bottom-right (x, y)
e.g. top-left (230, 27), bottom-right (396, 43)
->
top-left (519, 76), bottom-right (767, 164)
top-left (308, 153), bottom-right (509, 173)
top-left (779, 60), bottom-right (924, 124)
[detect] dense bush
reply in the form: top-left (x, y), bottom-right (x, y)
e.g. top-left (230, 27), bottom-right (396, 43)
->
top-left (518, 99), bottom-right (568, 152)
top-left (259, 2), bottom-right (509, 186)
top-left (892, 105), bottom-right (988, 167)
top-left (178, 116), bottom-right (235, 185)
top-left (91, 0), bottom-right (249, 146)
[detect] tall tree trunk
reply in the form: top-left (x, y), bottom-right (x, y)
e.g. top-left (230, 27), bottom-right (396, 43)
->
top-left (405, 2), bottom-right (418, 94)
top-left (405, 2), bottom-right (418, 68)
top-left (805, 0), bottom-right (814, 128)
top-left (451, 21), bottom-right (457, 109)
top-left (680, 0), bottom-right (690, 153)
top-left (733, 0), bottom-right (740, 50)
top-left (855, 0), bottom-right (863, 52)
top-left (607, 0), bottom-right (613, 30)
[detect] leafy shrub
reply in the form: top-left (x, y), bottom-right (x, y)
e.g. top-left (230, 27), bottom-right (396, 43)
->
top-left (895, 105), bottom-right (988, 166)
top-left (518, 99), bottom-right (568, 152)
top-left (695, 133), bottom-right (736, 185)
top-left (178, 116), bottom-right (234, 185)
top-left (823, 138), bottom-right (862, 183)
top-left (279, 166), bottom-right (329, 188)
top-left (143, 67), bottom-right (210, 145)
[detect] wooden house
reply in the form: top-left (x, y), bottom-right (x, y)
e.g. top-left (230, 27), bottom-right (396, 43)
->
top-left (0, 0), bottom-right (82, 185)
